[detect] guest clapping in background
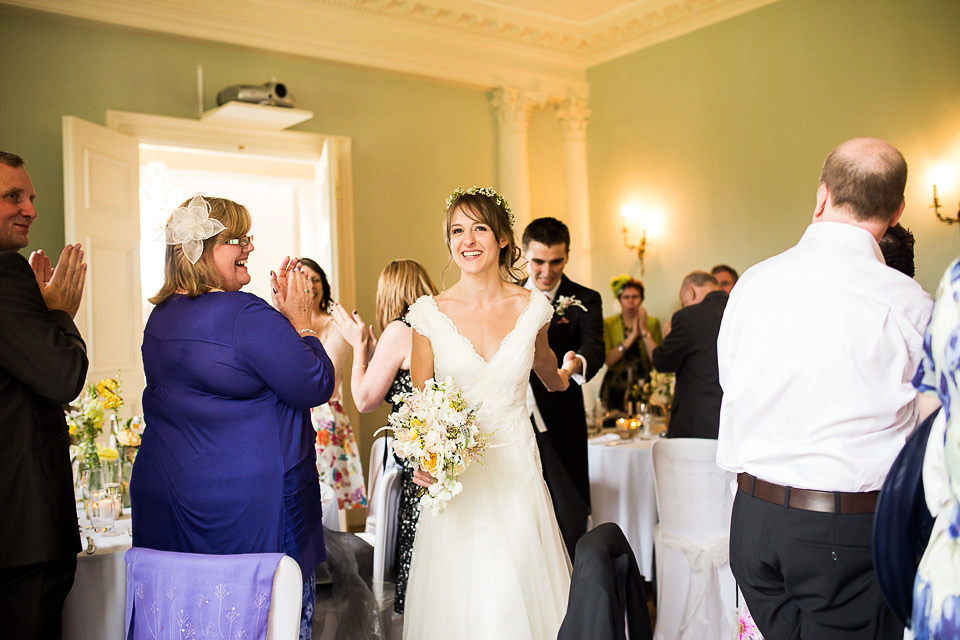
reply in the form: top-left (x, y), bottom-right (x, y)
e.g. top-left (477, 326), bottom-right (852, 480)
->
top-left (332, 258), bottom-right (438, 614)
top-left (299, 257), bottom-right (367, 512)
top-left (600, 276), bottom-right (661, 413)
top-left (131, 196), bottom-right (334, 640)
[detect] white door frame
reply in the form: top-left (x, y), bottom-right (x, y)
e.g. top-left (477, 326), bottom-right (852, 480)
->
top-left (105, 110), bottom-right (356, 312)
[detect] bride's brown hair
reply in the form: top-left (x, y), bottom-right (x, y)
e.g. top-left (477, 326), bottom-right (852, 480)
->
top-left (442, 188), bottom-right (524, 284)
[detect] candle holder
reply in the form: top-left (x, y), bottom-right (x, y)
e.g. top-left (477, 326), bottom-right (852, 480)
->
top-left (88, 486), bottom-right (122, 535)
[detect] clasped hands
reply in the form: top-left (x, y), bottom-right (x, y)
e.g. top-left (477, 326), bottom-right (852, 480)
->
top-left (556, 350), bottom-right (579, 390)
top-left (29, 244), bottom-right (87, 319)
top-left (270, 257), bottom-right (313, 329)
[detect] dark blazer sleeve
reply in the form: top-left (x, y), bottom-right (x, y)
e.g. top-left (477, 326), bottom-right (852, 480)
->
top-left (0, 251), bottom-right (88, 403)
top-left (651, 308), bottom-right (688, 373)
top-left (574, 285), bottom-right (605, 382)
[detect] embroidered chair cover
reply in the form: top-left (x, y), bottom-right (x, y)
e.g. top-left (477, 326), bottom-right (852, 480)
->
top-left (124, 547), bottom-right (297, 640)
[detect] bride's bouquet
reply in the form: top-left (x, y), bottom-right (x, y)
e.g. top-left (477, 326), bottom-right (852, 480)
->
top-left (385, 377), bottom-right (490, 514)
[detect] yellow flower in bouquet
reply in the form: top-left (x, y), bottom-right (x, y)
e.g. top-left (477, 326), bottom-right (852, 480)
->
top-left (421, 451), bottom-right (440, 475)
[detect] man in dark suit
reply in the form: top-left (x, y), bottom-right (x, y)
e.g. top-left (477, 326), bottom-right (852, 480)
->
top-left (0, 151), bottom-right (89, 638)
top-left (523, 217), bottom-right (604, 559)
top-left (648, 270), bottom-right (727, 439)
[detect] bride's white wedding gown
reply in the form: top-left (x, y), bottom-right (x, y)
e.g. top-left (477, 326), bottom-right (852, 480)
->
top-left (402, 292), bottom-right (571, 640)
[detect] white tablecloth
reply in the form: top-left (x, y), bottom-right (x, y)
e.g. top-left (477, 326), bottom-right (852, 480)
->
top-left (588, 433), bottom-right (658, 580)
top-left (63, 514), bottom-right (132, 640)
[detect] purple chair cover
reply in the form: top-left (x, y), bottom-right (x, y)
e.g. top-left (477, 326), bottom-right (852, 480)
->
top-left (125, 547), bottom-right (284, 640)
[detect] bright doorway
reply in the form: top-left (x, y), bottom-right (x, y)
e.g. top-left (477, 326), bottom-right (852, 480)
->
top-left (138, 144), bottom-right (335, 324)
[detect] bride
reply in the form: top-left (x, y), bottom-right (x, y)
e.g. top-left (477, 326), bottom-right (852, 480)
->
top-left (402, 187), bottom-right (575, 639)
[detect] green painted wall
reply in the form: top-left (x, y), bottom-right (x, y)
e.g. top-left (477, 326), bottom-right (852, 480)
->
top-left (0, 6), bottom-right (498, 518)
top-left (0, 5), bottom-right (495, 306)
top-left (587, 0), bottom-right (960, 322)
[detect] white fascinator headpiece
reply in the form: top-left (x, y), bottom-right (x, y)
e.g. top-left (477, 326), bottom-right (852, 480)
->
top-left (164, 195), bottom-right (226, 264)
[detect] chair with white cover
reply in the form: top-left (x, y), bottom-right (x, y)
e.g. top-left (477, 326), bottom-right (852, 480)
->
top-left (320, 482), bottom-right (342, 531)
top-left (371, 463), bottom-right (403, 598)
top-left (124, 548), bottom-right (303, 640)
top-left (364, 435), bottom-right (395, 536)
top-left (651, 438), bottom-right (737, 640)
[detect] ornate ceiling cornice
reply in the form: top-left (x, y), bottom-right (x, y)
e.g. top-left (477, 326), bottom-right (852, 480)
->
top-left (1, 0), bottom-right (780, 99)
top-left (312, 0), bottom-right (780, 62)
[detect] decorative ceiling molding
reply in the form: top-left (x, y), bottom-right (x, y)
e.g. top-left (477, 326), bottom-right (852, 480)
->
top-left (2, 0), bottom-right (780, 99)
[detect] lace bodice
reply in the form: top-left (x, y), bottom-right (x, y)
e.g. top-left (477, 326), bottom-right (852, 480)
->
top-left (406, 292), bottom-right (552, 445)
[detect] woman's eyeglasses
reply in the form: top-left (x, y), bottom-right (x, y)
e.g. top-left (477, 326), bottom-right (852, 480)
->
top-left (221, 235), bottom-right (253, 247)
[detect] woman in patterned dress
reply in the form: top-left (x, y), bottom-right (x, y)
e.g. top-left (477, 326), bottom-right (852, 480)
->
top-left (332, 259), bottom-right (438, 613)
top-left (911, 258), bottom-right (960, 638)
top-left (300, 258), bottom-right (367, 512)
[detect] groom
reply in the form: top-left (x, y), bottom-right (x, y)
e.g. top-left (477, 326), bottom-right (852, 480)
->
top-left (523, 217), bottom-right (604, 559)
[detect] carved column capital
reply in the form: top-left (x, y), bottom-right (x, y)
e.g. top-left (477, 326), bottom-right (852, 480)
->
top-left (555, 95), bottom-right (591, 141)
top-left (490, 86), bottom-right (546, 133)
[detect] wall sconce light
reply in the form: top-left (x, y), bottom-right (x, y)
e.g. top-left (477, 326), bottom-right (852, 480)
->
top-left (621, 203), bottom-right (663, 274)
top-left (931, 164), bottom-right (960, 225)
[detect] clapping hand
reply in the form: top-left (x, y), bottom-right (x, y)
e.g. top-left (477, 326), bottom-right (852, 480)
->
top-left (28, 249), bottom-right (53, 288)
top-left (35, 244), bottom-right (87, 318)
top-left (270, 258), bottom-right (312, 330)
top-left (330, 303), bottom-right (376, 352)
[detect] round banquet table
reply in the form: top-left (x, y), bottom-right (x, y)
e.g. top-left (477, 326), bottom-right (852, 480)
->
top-left (63, 512), bottom-right (131, 640)
top-left (587, 432), bottom-right (659, 580)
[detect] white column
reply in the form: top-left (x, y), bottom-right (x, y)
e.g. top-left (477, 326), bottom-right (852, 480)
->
top-left (555, 94), bottom-right (592, 285)
top-left (490, 87), bottom-right (544, 233)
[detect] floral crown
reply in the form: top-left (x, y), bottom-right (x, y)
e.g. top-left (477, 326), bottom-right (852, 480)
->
top-left (163, 195), bottom-right (226, 264)
top-left (445, 186), bottom-right (515, 228)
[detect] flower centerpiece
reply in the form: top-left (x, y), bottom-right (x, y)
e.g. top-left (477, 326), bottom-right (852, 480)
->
top-left (66, 377), bottom-right (124, 472)
top-left (631, 370), bottom-right (676, 428)
top-left (384, 377), bottom-right (490, 514)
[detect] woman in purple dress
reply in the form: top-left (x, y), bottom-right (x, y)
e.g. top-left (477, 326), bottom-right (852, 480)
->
top-left (131, 195), bottom-right (335, 639)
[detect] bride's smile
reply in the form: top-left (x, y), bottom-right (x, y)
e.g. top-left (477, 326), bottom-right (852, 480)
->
top-left (448, 206), bottom-right (507, 272)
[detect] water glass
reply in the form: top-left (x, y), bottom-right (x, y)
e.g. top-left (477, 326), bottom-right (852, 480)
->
top-left (640, 403), bottom-right (654, 438)
top-left (88, 485), bottom-right (122, 535)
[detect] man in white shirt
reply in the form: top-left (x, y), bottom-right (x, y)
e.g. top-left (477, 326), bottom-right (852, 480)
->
top-left (717, 137), bottom-right (936, 639)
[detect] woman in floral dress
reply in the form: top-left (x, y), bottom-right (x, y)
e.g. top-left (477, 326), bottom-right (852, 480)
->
top-left (300, 258), bottom-right (366, 511)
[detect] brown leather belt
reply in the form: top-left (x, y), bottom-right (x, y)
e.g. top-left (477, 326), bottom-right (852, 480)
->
top-left (737, 472), bottom-right (878, 515)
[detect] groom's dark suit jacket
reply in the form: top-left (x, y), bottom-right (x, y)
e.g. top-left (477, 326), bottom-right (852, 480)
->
top-left (0, 251), bottom-right (87, 569)
top-left (529, 274), bottom-right (604, 509)
top-left (651, 289), bottom-right (727, 439)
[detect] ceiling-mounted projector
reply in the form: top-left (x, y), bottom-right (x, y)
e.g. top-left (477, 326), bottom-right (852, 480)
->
top-left (217, 81), bottom-right (295, 108)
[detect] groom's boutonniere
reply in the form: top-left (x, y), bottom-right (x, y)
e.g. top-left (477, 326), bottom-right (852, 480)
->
top-left (554, 295), bottom-right (587, 317)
